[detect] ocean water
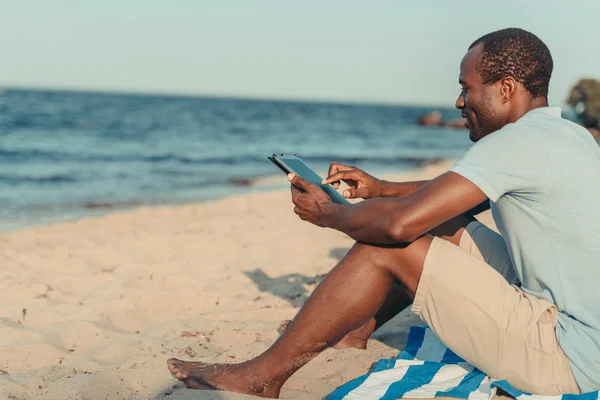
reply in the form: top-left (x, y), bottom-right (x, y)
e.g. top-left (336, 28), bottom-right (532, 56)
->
top-left (0, 89), bottom-right (473, 231)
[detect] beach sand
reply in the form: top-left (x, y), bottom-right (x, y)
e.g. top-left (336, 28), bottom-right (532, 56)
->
top-left (0, 161), bottom-right (495, 400)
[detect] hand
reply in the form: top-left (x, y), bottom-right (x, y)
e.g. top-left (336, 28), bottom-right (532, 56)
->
top-left (288, 173), bottom-right (339, 227)
top-left (322, 163), bottom-right (384, 199)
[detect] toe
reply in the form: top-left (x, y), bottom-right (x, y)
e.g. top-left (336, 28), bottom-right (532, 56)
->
top-left (168, 364), bottom-right (178, 373)
top-left (176, 371), bottom-right (189, 380)
top-left (167, 359), bottom-right (183, 373)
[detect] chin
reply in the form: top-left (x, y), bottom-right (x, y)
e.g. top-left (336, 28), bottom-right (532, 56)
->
top-left (468, 130), bottom-right (479, 142)
top-left (468, 124), bottom-right (490, 142)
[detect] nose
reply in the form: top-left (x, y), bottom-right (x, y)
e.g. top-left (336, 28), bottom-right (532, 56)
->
top-left (455, 93), bottom-right (465, 110)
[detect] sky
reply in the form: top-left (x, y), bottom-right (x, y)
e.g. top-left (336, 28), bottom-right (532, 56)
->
top-left (1, 0), bottom-right (599, 107)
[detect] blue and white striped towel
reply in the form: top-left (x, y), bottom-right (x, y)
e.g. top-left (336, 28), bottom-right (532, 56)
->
top-left (326, 326), bottom-right (599, 400)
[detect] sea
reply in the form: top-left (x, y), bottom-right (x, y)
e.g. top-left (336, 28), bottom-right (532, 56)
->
top-left (0, 89), bottom-right (475, 232)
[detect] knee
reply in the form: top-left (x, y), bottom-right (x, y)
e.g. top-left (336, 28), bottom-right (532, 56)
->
top-left (344, 242), bottom-right (405, 271)
top-left (429, 215), bottom-right (474, 245)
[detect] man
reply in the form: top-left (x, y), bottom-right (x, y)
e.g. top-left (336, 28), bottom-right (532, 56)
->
top-left (167, 28), bottom-right (600, 396)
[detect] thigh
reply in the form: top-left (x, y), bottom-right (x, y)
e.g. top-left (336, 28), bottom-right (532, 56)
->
top-left (459, 221), bottom-right (518, 284)
top-left (352, 235), bottom-right (434, 299)
top-left (411, 237), bottom-right (578, 395)
top-left (429, 216), bottom-right (516, 284)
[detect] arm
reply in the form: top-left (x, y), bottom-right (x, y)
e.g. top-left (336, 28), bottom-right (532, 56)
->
top-left (322, 172), bottom-right (488, 244)
top-left (379, 179), bottom-right (489, 215)
top-left (322, 164), bottom-right (489, 216)
top-left (323, 162), bottom-right (429, 200)
top-left (379, 180), bottom-right (428, 198)
top-left (465, 199), bottom-right (490, 216)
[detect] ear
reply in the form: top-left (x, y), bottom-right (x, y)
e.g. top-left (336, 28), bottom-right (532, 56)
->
top-left (500, 77), bottom-right (517, 103)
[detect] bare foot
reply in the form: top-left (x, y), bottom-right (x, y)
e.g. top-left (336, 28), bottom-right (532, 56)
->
top-left (278, 319), bottom-right (375, 350)
top-left (167, 358), bottom-right (281, 398)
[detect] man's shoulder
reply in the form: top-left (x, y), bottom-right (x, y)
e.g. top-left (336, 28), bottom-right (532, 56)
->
top-left (490, 109), bottom-right (588, 144)
top-left (460, 114), bottom-right (554, 163)
top-left (474, 121), bottom-right (527, 148)
top-left (516, 107), bottom-right (588, 135)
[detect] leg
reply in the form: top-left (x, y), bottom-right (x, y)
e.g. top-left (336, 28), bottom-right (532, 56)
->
top-left (277, 281), bottom-right (409, 349)
top-left (344, 214), bottom-right (480, 344)
top-left (278, 214), bottom-right (477, 349)
top-left (411, 235), bottom-right (579, 394)
top-left (168, 235), bottom-right (435, 397)
top-left (366, 214), bottom-right (478, 329)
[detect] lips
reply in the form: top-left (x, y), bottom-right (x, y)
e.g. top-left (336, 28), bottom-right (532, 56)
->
top-left (461, 113), bottom-right (470, 128)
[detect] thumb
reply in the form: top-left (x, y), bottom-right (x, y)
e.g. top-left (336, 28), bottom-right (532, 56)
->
top-left (288, 173), bottom-right (309, 191)
top-left (342, 187), bottom-right (370, 199)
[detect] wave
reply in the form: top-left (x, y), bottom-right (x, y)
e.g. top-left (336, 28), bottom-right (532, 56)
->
top-left (0, 148), bottom-right (441, 167)
top-left (0, 174), bottom-right (77, 185)
top-left (82, 200), bottom-right (141, 210)
top-left (0, 148), bottom-right (267, 165)
top-left (299, 154), bottom-right (442, 166)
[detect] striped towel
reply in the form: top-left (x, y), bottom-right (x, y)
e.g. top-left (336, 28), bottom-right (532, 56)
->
top-left (326, 326), bottom-right (599, 400)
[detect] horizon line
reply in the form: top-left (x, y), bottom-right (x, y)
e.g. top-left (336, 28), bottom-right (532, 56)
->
top-left (1, 84), bottom-right (462, 111)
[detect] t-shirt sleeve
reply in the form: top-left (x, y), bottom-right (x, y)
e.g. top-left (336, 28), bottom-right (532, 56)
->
top-left (450, 125), bottom-right (551, 202)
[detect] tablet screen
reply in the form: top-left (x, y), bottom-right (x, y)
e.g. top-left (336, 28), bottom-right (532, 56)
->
top-left (278, 156), bottom-right (349, 204)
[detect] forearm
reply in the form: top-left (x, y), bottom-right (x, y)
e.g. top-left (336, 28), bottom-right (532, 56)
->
top-left (326, 198), bottom-right (411, 244)
top-left (379, 180), bottom-right (429, 198)
top-left (325, 185), bottom-right (490, 244)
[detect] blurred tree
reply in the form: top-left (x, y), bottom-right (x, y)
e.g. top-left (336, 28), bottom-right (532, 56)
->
top-left (566, 78), bottom-right (600, 130)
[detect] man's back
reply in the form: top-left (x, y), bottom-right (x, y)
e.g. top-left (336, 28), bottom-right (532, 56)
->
top-left (451, 107), bottom-right (600, 392)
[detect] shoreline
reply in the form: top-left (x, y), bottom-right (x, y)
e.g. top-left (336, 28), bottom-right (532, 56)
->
top-left (0, 159), bottom-right (492, 400)
top-left (0, 161), bottom-right (443, 235)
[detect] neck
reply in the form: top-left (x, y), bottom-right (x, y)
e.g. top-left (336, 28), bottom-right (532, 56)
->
top-left (506, 95), bottom-right (548, 123)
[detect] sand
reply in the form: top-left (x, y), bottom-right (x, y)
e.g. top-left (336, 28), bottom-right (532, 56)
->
top-left (0, 160), bottom-right (495, 400)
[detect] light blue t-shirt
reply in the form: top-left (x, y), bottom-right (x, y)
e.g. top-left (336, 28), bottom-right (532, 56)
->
top-left (451, 107), bottom-right (600, 393)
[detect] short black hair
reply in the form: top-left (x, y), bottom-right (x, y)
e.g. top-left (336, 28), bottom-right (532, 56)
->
top-left (469, 28), bottom-right (553, 98)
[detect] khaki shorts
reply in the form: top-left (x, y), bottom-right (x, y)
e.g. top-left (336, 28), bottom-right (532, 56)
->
top-left (411, 221), bottom-right (580, 395)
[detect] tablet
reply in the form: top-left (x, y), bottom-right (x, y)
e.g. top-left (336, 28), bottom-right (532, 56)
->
top-left (268, 153), bottom-right (350, 204)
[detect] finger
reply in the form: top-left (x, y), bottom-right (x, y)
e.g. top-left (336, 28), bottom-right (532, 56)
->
top-left (288, 173), bottom-right (318, 194)
top-left (322, 170), bottom-right (359, 186)
top-left (327, 162), bottom-right (342, 177)
top-left (328, 162), bottom-right (351, 176)
top-left (292, 206), bottom-right (307, 220)
top-left (288, 173), bottom-right (305, 194)
top-left (325, 163), bottom-right (355, 188)
top-left (343, 187), bottom-right (370, 199)
top-left (327, 163), bottom-right (340, 189)
top-left (290, 185), bottom-right (302, 204)
top-left (324, 165), bottom-right (355, 182)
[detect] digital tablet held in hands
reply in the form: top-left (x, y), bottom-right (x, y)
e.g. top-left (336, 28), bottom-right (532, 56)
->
top-left (268, 153), bottom-right (350, 204)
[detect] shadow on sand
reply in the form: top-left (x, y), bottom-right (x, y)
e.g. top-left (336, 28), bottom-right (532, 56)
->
top-left (243, 246), bottom-right (420, 352)
top-left (242, 247), bottom-right (351, 307)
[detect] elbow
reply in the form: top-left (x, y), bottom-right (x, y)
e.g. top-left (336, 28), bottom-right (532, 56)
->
top-left (388, 221), bottom-right (420, 243)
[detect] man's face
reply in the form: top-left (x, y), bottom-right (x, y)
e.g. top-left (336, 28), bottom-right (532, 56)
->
top-left (455, 44), bottom-right (506, 142)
